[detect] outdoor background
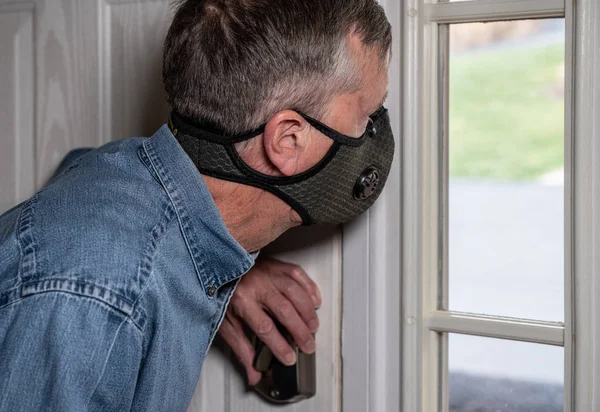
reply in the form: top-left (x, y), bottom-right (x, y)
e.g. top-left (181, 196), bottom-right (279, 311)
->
top-left (447, 19), bottom-right (565, 412)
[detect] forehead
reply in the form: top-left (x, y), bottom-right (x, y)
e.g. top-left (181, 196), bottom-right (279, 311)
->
top-left (357, 50), bottom-right (389, 113)
top-left (345, 33), bottom-right (389, 108)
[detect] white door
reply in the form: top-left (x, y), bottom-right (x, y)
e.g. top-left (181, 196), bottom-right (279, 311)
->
top-left (0, 1), bottom-right (351, 410)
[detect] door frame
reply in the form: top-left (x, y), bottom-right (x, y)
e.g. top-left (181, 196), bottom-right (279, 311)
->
top-left (341, 1), bottom-right (402, 411)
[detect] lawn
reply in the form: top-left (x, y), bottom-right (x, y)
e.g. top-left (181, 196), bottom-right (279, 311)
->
top-left (449, 43), bottom-right (565, 180)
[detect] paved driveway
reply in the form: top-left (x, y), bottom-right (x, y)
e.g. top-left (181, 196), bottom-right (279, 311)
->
top-left (448, 179), bottom-right (564, 396)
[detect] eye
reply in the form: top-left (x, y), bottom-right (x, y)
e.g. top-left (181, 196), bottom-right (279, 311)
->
top-left (366, 118), bottom-right (377, 138)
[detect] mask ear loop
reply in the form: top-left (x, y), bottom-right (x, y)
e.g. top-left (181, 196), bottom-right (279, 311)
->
top-left (296, 106), bottom-right (387, 146)
top-left (169, 107), bottom-right (388, 146)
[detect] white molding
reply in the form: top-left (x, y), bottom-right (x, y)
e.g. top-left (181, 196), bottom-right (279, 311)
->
top-left (341, 0), bottom-right (402, 411)
top-left (421, 17), bottom-right (443, 412)
top-left (571, 0), bottom-right (600, 410)
top-left (563, 0), bottom-right (575, 409)
top-left (12, 7), bottom-right (35, 200)
top-left (97, 0), bottom-right (112, 146)
top-left (0, 1), bottom-right (34, 12)
top-left (426, 311), bottom-right (565, 346)
top-left (426, 0), bottom-right (564, 23)
top-left (400, 0), bottom-right (425, 410)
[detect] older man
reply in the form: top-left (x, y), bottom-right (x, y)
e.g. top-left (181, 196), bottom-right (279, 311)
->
top-left (0, 0), bottom-right (393, 410)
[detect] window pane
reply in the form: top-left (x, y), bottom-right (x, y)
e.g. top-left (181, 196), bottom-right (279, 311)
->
top-left (448, 19), bottom-right (565, 321)
top-left (449, 334), bottom-right (564, 412)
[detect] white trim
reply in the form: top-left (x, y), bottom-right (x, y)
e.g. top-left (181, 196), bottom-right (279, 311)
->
top-left (563, 0), bottom-right (575, 409)
top-left (341, 0), bottom-right (402, 411)
top-left (0, 1), bottom-right (34, 12)
top-left (421, 17), bottom-right (443, 412)
top-left (97, 0), bottom-right (112, 146)
top-left (571, 0), bottom-right (600, 410)
top-left (426, 311), bottom-right (565, 346)
top-left (426, 0), bottom-right (564, 24)
top-left (401, 0), bottom-right (425, 410)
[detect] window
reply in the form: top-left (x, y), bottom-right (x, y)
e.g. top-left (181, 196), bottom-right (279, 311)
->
top-left (399, 0), bottom-right (600, 410)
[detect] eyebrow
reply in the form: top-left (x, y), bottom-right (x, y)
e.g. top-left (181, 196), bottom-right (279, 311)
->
top-left (369, 91), bottom-right (389, 116)
top-left (379, 91), bottom-right (389, 108)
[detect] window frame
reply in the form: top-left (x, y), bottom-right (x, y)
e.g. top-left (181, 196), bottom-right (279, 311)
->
top-left (400, 0), bottom-right (600, 410)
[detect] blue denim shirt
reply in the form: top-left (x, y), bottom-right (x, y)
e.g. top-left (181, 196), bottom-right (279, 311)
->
top-left (0, 125), bottom-right (255, 411)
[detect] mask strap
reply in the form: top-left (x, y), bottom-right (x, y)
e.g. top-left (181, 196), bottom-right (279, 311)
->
top-left (169, 112), bottom-right (265, 144)
top-left (169, 107), bottom-right (387, 147)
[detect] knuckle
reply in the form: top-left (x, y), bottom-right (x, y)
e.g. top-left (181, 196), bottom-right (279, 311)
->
top-left (290, 265), bottom-right (304, 277)
top-left (257, 318), bottom-right (274, 336)
top-left (284, 282), bottom-right (297, 297)
top-left (276, 342), bottom-right (292, 356)
top-left (276, 300), bottom-right (294, 318)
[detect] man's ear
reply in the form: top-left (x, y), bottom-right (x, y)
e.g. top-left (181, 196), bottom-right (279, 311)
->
top-left (263, 110), bottom-right (310, 177)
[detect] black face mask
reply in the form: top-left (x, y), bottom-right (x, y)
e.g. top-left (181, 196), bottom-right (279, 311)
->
top-left (169, 107), bottom-right (395, 225)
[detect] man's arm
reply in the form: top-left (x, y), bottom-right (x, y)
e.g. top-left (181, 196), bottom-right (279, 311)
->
top-left (0, 291), bottom-right (142, 411)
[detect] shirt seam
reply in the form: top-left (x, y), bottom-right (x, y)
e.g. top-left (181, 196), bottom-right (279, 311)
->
top-left (19, 281), bottom-right (146, 333)
top-left (142, 138), bottom-right (209, 295)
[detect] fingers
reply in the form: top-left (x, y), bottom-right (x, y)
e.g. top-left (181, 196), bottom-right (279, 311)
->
top-left (218, 312), bottom-right (262, 385)
top-left (262, 290), bottom-right (316, 355)
top-left (233, 296), bottom-right (297, 366)
top-left (270, 275), bottom-right (319, 333)
top-left (273, 261), bottom-right (322, 308)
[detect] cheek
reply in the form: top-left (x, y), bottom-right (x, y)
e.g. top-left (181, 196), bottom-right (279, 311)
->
top-left (298, 135), bottom-right (335, 173)
top-left (358, 118), bottom-right (370, 135)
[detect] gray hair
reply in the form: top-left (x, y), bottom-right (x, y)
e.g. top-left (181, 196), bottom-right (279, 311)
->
top-left (163, 0), bottom-right (392, 135)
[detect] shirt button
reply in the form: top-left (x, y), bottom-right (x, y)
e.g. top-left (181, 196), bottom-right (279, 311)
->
top-left (208, 284), bottom-right (217, 297)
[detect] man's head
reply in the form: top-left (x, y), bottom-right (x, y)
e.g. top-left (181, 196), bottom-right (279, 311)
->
top-left (163, 0), bottom-right (391, 136)
top-left (163, 0), bottom-right (393, 250)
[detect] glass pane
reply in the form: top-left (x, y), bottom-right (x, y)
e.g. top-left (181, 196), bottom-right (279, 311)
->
top-left (448, 19), bottom-right (565, 321)
top-left (449, 334), bottom-right (564, 411)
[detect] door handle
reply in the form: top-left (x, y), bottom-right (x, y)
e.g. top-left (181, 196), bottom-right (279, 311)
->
top-left (251, 319), bottom-right (316, 404)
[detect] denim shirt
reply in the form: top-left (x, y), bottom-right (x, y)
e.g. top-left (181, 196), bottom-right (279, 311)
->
top-left (0, 125), bottom-right (256, 411)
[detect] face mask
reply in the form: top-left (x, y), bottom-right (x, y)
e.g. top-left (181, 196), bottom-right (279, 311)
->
top-left (169, 107), bottom-right (395, 225)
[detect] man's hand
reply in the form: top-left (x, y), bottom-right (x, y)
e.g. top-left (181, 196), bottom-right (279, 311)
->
top-left (218, 258), bottom-right (321, 386)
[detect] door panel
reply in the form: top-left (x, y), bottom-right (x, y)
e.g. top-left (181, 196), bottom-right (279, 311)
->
top-left (0, 3), bottom-right (34, 212)
top-left (99, 0), bottom-right (170, 142)
top-left (0, 1), bottom-right (343, 410)
top-left (34, 0), bottom-right (100, 183)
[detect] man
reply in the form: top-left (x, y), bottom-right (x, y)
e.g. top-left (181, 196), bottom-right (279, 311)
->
top-left (0, 0), bottom-right (393, 410)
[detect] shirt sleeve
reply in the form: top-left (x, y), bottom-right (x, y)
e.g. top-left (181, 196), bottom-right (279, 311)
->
top-left (0, 291), bottom-right (143, 412)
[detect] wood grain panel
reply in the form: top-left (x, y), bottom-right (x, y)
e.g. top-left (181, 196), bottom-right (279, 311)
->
top-left (0, 4), bottom-right (34, 213)
top-left (100, 0), bottom-right (171, 144)
top-left (35, 0), bottom-right (101, 184)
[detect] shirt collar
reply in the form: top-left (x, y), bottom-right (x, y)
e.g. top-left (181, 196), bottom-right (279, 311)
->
top-left (143, 125), bottom-right (255, 292)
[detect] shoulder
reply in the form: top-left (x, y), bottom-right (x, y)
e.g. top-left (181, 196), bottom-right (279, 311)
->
top-left (15, 136), bottom-right (178, 318)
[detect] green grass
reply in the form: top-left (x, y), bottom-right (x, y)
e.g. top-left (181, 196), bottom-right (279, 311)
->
top-left (449, 43), bottom-right (565, 180)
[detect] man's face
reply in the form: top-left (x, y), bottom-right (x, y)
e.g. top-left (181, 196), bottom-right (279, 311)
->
top-left (323, 36), bottom-right (390, 139)
top-left (293, 37), bottom-right (389, 176)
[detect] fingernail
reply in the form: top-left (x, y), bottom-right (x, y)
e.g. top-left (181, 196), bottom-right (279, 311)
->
top-left (309, 319), bottom-right (319, 332)
top-left (312, 295), bottom-right (320, 307)
top-left (303, 339), bottom-right (315, 354)
top-left (285, 352), bottom-right (297, 365)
